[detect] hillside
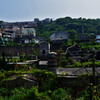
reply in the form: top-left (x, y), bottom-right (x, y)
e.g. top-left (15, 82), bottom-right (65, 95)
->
top-left (36, 16), bottom-right (100, 40)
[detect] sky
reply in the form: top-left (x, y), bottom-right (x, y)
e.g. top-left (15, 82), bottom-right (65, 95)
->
top-left (0, 0), bottom-right (100, 22)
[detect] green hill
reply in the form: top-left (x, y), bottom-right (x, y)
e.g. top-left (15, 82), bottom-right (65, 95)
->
top-left (36, 16), bottom-right (100, 41)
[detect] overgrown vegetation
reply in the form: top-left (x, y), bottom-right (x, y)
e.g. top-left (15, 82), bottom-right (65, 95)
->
top-left (1, 17), bottom-right (100, 99)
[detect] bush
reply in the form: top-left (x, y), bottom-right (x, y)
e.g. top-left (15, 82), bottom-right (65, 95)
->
top-left (34, 70), bottom-right (57, 92)
top-left (0, 96), bottom-right (9, 100)
top-left (51, 88), bottom-right (71, 100)
top-left (10, 87), bottom-right (41, 100)
top-left (82, 62), bottom-right (92, 67)
top-left (74, 62), bottom-right (81, 67)
top-left (76, 97), bottom-right (85, 100)
top-left (0, 88), bottom-right (8, 96)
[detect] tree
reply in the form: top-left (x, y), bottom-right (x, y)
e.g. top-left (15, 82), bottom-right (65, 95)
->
top-left (68, 30), bottom-right (77, 41)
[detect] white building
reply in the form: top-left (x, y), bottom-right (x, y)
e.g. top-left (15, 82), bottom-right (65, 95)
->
top-left (22, 28), bottom-right (36, 36)
top-left (50, 31), bottom-right (68, 41)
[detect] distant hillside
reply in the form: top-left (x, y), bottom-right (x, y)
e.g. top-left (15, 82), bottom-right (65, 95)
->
top-left (36, 17), bottom-right (100, 40)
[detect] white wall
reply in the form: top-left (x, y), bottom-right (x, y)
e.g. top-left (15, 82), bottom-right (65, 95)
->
top-left (22, 28), bottom-right (36, 36)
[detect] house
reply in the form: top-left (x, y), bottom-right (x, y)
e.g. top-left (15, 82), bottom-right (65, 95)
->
top-left (0, 21), bottom-right (37, 29)
top-left (50, 31), bottom-right (68, 44)
top-left (22, 28), bottom-right (36, 36)
top-left (2, 28), bottom-right (22, 41)
top-left (15, 35), bottom-right (35, 44)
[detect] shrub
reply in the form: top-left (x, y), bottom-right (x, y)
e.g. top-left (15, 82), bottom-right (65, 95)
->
top-left (34, 70), bottom-right (57, 92)
top-left (0, 88), bottom-right (8, 96)
top-left (51, 88), bottom-right (71, 100)
top-left (10, 87), bottom-right (41, 100)
top-left (74, 62), bottom-right (81, 67)
top-left (76, 97), bottom-right (85, 100)
top-left (82, 62), bottom-right (92, 67)
top-left (0, 96), bottom-right (9, 100)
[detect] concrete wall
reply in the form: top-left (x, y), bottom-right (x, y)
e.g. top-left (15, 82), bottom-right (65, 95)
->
top-left (0, 46), bottom-right (39, 56)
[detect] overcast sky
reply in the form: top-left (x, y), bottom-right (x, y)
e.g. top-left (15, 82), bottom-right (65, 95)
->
top-left (0, 0), bottom-right (100, 22)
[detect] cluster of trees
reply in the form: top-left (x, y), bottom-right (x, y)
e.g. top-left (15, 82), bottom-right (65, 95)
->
top-left (36, 16), bottom-right (100, 41)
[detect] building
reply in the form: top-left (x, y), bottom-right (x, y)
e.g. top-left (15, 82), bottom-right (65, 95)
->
top-left (50, 31), bottom-right (68, 44)
top-left (22, 28), bottom-right (36, 36)
top-left (34, 18), bottom-right (40, 23)
top-left (96, 35), bottom-right (100, 43)
top-left (0, 21), bottom-right (37, 29)
top-left (43, 18), bottom-right (51, 24)
top-left (39, 42), bottom-right (50, 60)
top-left (39, 42), bottom-right (57, 73)
top-left (15, 35), bottom-right (35, 44)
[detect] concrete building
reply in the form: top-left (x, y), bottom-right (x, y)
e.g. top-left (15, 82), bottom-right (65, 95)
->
top-left (0, 21), bottom-right (37, 29)
top-left (39, 42), bottom-right (50, 60)
top-left (96, 35), bottom-right (100, 43)
top-left (22, 28), bottom-right (36, 36)
top-left (50, 31), bottom-right (68, 44)
top-left (39, 42), bottom-right (57, 73)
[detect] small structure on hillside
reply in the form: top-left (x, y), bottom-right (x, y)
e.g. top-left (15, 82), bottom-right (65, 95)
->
top-left (39, 42), bottom-right (57, 73)
top-left (48, 52), bottom-right (57, 73)
top-left (39, 42), bottom-right (50, 60)
top-left (22, 28), bottom-right (36, 36)
top-left (50, 31), bottom-right (68, 44)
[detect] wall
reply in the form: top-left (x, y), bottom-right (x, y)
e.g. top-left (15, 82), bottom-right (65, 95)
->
top-left (0, 46), bottom-right (39, 56)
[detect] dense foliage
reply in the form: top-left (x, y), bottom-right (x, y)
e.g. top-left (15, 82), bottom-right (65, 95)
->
top-left (36, 17), bottom-right (100, 40)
